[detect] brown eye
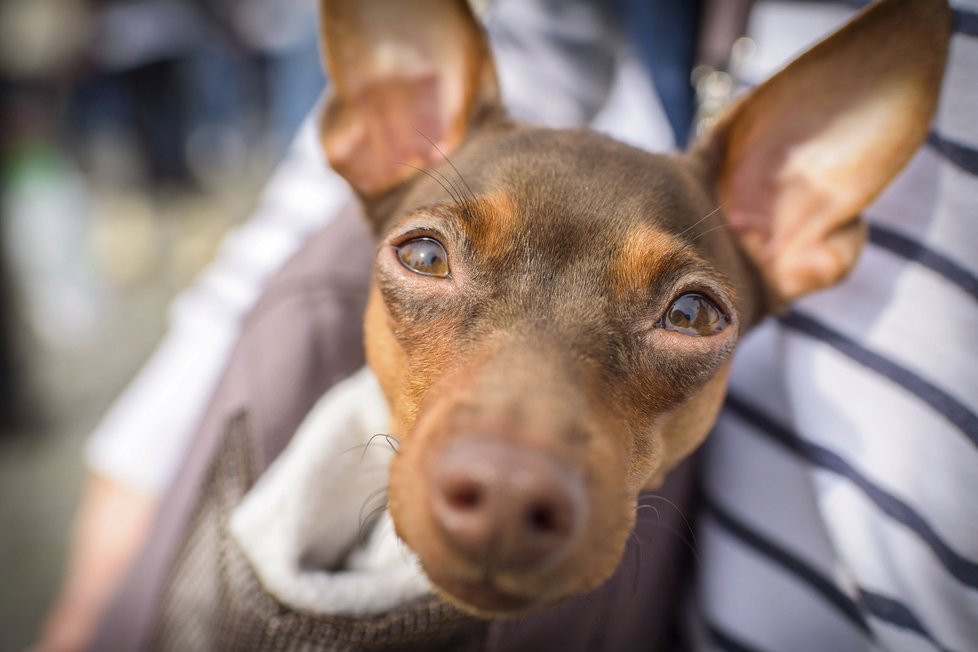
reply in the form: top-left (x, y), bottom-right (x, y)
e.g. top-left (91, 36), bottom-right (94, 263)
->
top-left (396, 237), bottom-right (450, 277)
top-left (661, 293), bottom-right (728, 336)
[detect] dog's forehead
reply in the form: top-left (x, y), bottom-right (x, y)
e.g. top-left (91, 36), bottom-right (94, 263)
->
top-left (458, 126), bottom-right (709, 238)
top-left (422, 126), bottom-right (728, 291)
top-left (382, 127), bottom-right (735, 319)
top-left (385, 125), bottom-right (742, 317)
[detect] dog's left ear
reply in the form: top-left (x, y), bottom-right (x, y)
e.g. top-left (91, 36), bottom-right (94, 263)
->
top-left (689, 0), bottom-right (951, 308)
top-left (318, 0), bottom-right (500, 199)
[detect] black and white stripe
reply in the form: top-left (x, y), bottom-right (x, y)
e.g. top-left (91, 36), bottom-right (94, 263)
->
top-left (694, 2), bottom-right (978, 650)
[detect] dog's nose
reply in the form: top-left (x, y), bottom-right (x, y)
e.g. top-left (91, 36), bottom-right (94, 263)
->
top-left (430, 439), bottom-right (587, 571)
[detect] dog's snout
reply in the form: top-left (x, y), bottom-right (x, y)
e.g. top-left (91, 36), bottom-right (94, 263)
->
top-left (430, 439), bottom-right (587, 571)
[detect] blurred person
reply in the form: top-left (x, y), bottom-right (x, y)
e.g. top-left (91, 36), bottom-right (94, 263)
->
top-left (177, 0), bottom-right (324, 185)
top-left (0, 92), bottom-right (32, 431)
top-left (0, 0), bottom-right (94, 427)
top-left (1, 79), bottom-right (19, 430)
top-left (0, 174), bottom-right (36, 434)
top-left (38, 0), bottom-right (978, 650)
top-left (223, 0), bottom-right (324, 155)
top-left (68, 0), bottom-right (325, 189)
top-left (70, 0), bottom-right (205, 187)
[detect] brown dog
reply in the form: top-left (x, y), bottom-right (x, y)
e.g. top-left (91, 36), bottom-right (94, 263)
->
top-left (317, 0), bottom-right (949, 617)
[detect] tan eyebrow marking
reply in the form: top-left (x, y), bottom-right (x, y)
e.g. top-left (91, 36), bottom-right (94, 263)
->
top-left (462, 191), bottom-right (521, 261)
top-left (610, 223), bottom-right (686, 295)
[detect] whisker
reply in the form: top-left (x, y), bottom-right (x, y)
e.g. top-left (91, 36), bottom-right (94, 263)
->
top-left (358, 486), bottom-right (390, 544)
top-left (637, 494), bottom-right (698, 550)
top-left (381, 433), bottom-right (400, 453)
top-left (690, 222), bottom-right (734, 242)
top-left (634, 503), bottom-right (661, 521)
top-left (690, 218), bottom-right (753, 244)
top-left (427, 164), bottom-right (469, 210)
top-left (413, 127), bottom-right (477, 204)
top-left (396, 161), bottom-right (464, 207)
top-left (358, 500), bottom-right (389, 546)
top-left (633, 494), bottom-right (701, 565)
top-left (359, 432), bottom-right (401, 462)
top-left (335, 433), bottom-right (401, 462)
top-left (648, 520), bottom-right (702, 566)
top-left (360, 485), bottom-right (390, 511)
top-left (678, 201), bottom-right (727, 238)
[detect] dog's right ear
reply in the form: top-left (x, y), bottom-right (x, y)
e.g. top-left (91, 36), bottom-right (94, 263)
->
top-left (318, 0), bottom-right (500, 199)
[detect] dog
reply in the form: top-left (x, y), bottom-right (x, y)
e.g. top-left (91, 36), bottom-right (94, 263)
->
top-left (316, 0), bottom-right (949, 618)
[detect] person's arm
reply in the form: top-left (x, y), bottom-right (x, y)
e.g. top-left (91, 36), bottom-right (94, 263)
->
top-left (34, 474), bottom-right (155, 652)
top-left (33, 116), bottom-right (352, 650)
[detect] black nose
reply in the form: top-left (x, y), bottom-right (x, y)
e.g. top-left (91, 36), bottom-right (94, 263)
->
top-left (430, 439), bottom-right (587, 571)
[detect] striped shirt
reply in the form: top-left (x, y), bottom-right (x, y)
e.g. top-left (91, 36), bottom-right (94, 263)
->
top-left (692, 2), bottom-right (978, 650)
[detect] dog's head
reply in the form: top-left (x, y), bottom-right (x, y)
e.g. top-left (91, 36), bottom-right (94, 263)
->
top-left (317, 0), bottom-right (949, 616)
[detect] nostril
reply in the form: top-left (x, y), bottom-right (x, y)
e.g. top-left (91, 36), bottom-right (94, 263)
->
top-left (446, 482), bottom-right (483, 512)
top-left (527, 503), bottom-right (558, 534)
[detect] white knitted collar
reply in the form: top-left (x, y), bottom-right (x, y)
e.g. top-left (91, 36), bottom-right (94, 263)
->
top-left (229, 367), bottom-right (430, 616)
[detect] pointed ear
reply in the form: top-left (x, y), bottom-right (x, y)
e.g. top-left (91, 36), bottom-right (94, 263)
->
top-left (318, 0), bottom-right (500, 198)
top-left (689, 0), bottom-right (950, 307)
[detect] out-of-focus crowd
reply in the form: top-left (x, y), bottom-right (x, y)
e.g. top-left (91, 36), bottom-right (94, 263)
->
top-left (0, 0), bottom-right (324, 428)
top-left (0, 1), bottom-right (323, 647)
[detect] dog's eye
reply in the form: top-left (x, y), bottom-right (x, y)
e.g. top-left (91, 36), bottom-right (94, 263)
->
top-left (661, 293), bottom-right (728, 336)
top-left (396, 237), bottom-right (450, 277)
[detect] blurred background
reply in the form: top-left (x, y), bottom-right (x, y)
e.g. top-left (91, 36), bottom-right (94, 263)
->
top-left (0, 0), bottom-right (323, 648)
